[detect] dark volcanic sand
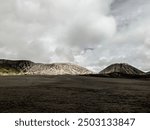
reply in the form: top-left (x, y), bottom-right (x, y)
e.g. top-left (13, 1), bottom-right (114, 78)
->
top-left (0, 75), bottom-right (150, 113)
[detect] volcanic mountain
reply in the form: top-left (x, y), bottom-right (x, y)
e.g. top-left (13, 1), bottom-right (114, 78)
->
top-left (99, 63), bottom-right (145, 77)
top-left (0, 59), bottom-right (93, 75)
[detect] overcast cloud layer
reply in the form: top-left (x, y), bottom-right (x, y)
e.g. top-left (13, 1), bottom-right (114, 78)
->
top-left (0, 0), bottom-right (150, 72)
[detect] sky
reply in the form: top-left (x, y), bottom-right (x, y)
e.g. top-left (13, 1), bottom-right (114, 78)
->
top-left (0, 0), bottom-right (150, 72)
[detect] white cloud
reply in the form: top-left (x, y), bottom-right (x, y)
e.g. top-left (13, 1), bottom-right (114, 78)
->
top-left (0, 0), bottom-right (150, 72)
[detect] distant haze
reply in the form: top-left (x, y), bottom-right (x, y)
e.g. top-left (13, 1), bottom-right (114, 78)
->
top-left (0, 0), bottom-right (150, 72)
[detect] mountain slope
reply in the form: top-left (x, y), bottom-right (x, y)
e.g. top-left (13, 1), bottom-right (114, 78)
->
top-left (100, 63), bottom-right (145, 77)
top-left (25, 63), bottom-right (93, 75)
top-left (0, 59), bottom-right (93, 75)
top-left (0, 59), bottom-right (33, 75)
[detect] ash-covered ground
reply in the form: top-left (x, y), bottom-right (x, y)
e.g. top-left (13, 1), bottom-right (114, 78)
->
top-left (0, 75), bottom-right (149, 113)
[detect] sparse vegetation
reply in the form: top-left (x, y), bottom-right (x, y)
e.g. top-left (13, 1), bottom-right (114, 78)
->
top-left (0, 66), bottom-right (20, 75)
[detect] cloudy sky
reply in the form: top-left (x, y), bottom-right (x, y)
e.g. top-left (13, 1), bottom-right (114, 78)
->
top-left (0, 0), bottom-right (150, 72)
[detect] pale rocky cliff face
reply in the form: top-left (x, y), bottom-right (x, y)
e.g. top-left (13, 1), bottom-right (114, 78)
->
top-left (100, 63), bottom-right (145, 75)
top-left (25, 63), bottom-right (93, 75)
top-left (0, 59), bottom-right (93, 75)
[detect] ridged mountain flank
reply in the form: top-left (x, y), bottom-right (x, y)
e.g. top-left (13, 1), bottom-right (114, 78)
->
top-left (100, 63), bottom-right (145, 76)
top-left (0, 59), bottom-right (93, 75)
top-left (25, 63), bottom-right (93, 75)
